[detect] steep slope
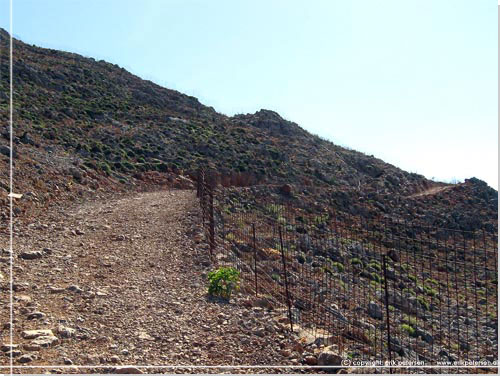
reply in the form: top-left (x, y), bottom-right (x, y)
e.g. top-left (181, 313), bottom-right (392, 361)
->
top-left (0, 28), bottom-right (496, 233)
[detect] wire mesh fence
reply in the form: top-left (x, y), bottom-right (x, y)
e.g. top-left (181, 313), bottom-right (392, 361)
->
top-left (196, 168), bottom-right (498, 372)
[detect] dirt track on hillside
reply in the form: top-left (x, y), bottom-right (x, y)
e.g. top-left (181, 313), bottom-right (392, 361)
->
top-left (0, 190), bottom-right (311, 374)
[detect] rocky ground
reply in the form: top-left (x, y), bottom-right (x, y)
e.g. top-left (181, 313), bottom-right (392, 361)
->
top-left (0, 189), bottom-right (348, 374)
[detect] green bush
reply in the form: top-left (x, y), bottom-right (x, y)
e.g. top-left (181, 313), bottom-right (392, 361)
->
top-left (99, 161), bottom-right (112, 175)
top-left (368, 261), bottom-right (381, 271)
top-left (417, 295), bottom-right (430, 310)
top-left (423, 284), bottom-right (438, 297)
top-left (207, 267), bottom-right (240, 300)
top-left (331, 261), bottom-right (344, 273)
top-left (351, 257), bottom-right (363, 267)
top-left (370, 272), bottom-right (382, 284)
top-left (401, 324), bottom-right (416, 337)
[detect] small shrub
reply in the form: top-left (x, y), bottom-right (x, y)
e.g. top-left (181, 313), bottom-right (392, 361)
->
top-left (402, 288), bottom-right (415, 296)
top-left (207, 267), bottom-right (240, 300)
top-left (423, 284), bottom-right (438, 297)
top-left (403, 314), bottom-right (418, 327)
top-left (417, 295), bottom-right (430, 310)
top-left (368, 261), bottom-right (381, 271)
top-left (425, 278), bottom-right (438, 286)
top-left (331, 261), bottom-right (344, 273)
top-left (401, 324), bottom-right (416, 337)
top-left (370, 272), bottom-right (382, 284)
top-left (99, 162), bottom-right (112, 175)
top-left (351, 257), bottom-right (363, 267)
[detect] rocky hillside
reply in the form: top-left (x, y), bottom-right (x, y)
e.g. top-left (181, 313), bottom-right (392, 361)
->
top-left (0, 28), bottom-right (497, 233)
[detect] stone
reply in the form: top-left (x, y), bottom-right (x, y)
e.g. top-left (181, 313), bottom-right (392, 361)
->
top-left (49, 286), bottom-right (65, 293)
top-left (280, 349), bottom-right (291, 357)
top-left (0, 145), bottom-right (16, 158)
top-left (137, 331), bottom-right (154, 341)
top-left (317, 347), bottom-right (343, 367)
top-left (15, 295), bottom-right (32, 304)
top-left (42, 247), bottom-right (53, 254)
top-left (57, 326), bottom-right (76, 338)
top-left (19, 251), bottom-right (43, 260)
top-left (6, 350), bottom-right (22, 357)
top-left (27, 311), bottom-right (45, 320)
top-left (114, 366), bottom-right (144, 374)
top-left (17, 354), bottom-right (35, 363)
top-left (459, 341), bottom-right (470, 351)
top-left (368, 301), bottom-right (383, 320)
top-left (67, 285), bottom-right (83, 293)
top-left (1, 343), bottom-right (19, 352)
top-left (31, 335), bottom-right (59, 347)
top-left (110, 355), bottom-right (121, 363)
top-left (387, 249), bottom-right (400, 262)
top-left (22, 344), bottom-right (41, 351)
top-left (304, 355), bottom-right (318, 365)
top-left (438, 349), bottom-right (448, 358)
top-left (253, 328), bottom-right (265, 337)
top-left (415, 328), bottom-right (433, 344)
top-left (64, 358), bottom-right (73, 365)
top-left (279, 184), bottom-right (292, 196)
top-left (22, 329), bottom-right (54, 339)
top-left (253, 297), bottom-right (273, 310)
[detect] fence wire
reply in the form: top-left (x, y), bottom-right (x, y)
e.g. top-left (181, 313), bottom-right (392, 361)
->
top-left (196, 168), bottom-right (498, 373)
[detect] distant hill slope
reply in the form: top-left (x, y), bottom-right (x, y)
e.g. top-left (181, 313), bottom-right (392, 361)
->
top-left (0, 28), bottom-right (496, 233)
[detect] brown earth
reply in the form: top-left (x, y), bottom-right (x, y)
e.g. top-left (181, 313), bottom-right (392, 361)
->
top-left (0, 189), bottom-right (328, 374)
top-left (407, 185), bottom-right (452, 198)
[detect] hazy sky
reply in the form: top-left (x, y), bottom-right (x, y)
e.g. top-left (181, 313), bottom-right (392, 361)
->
top-left (1, 0), bottom-right (498, 188)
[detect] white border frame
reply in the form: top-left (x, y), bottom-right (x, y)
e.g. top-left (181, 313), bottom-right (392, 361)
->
top-left (3, 1), bottom-right (499, 374)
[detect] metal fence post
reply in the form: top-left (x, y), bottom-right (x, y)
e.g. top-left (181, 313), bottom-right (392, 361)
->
top-left (209, 186), bottom-right (215, 257)
top-left (382, 254), bottom-right (393, 374)
top-left (196, 169), bottom-right (201, 198)
top-left (252, 223), bottom-right (258, 297)
top-left (279, 226), bottom-right (294, 332)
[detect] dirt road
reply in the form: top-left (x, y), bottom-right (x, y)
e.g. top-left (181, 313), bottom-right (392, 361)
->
top-left (0, 190), bottom-right (303, 373)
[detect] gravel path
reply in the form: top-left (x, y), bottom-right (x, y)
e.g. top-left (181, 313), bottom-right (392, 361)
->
top-left (0, 190), bottom-right (316, 374)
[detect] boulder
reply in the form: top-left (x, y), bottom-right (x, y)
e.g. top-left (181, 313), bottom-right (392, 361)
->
top-left (22, 329), bottom-right (54, 339)
top-left (317, 347), bottom-right (343, 368)
top-left (279, 184), bottom-right (292, 196)
top-left (368, 301), bottom-right (383, 320)
top-left (19, 251), bottom-right (43, 260)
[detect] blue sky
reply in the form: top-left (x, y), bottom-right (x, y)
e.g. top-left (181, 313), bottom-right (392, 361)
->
top-left (1, 0), bottom-right (498, 188)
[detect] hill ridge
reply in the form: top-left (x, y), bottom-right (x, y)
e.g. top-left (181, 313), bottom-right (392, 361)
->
top-left (0, 28), bottom-right (496, 234)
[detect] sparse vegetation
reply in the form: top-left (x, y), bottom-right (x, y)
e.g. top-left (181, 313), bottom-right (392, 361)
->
top-left (207, 267), bottom-right (240, 300)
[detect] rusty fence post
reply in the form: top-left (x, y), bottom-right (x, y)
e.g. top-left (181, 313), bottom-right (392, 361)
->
top-left (208, 186), bottom-right (215, 257)
top-left (196, 169), bottom-right (201, 198)
top-left (279, 226), bottom-right (294, 332)
top-left (382, 254), bottom-right (393, 374)
top-left (200, 172), bottom-right (206, 227)
top-left (252, 223), bottom-right (258, 297)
